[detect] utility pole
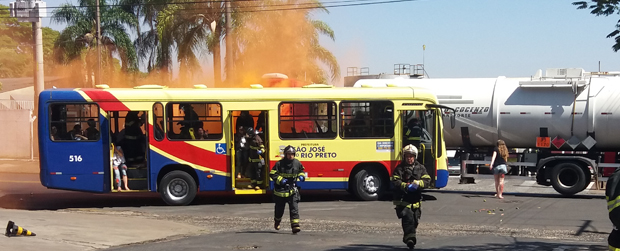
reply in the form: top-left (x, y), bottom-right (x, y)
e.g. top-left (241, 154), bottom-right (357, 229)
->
top-left (9, 0), bottom-right (46, 159)
top-left (225, 0), bottom-right (233, 87)
top-left (96, 0), bottom-right (101, 86)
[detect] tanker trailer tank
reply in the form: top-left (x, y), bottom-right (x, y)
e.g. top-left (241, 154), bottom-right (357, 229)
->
top-left (354, 68), bottom-right (620, 196)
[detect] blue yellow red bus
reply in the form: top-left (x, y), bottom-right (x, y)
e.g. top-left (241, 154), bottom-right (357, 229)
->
top-left (38, 84), bottom-right (455, 205)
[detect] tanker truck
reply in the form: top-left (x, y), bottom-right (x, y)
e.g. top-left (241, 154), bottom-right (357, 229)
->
top-left (354, 68), bottom-right (620, 195)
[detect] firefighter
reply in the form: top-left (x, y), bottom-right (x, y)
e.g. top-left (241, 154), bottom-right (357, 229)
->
top-left (607, 167), bottom-right (620, 250)
top-left (247, 127), bottom-right (265, 189)
top-left (391, 144), bottom-right (431, 250)
top-left (269, 145), bottom-right (305, 234)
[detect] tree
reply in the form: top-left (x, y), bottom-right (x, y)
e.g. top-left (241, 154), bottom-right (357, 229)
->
top-left (121, 0), bottom-right (174, 75)
top-left (0, 4), bottom-right (60, 78)
top-left (52, 0), bottom-right (139, 86)
top-left (157, 0), bottom-right (225, 85)
top-left (0, 4), bottom-right (32, 77)
top-left (574, 1), bottom-right (620, 51)
top-left (232, 0), bottom-right (340, 85)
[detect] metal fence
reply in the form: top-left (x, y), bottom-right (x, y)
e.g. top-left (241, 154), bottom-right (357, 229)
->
top-left (0, 99), bottom-right (34, 110)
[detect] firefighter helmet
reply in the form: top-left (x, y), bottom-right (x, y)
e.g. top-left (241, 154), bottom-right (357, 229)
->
top-left (246, 127), bottom-right (255, 137)
top-left (283, 145), bottom-right (296, 155)
top-left (403, 144), bottom-right (418, 157)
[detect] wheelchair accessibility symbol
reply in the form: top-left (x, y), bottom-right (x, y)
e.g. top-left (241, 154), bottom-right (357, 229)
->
top-left (215, 143), bottom-right (227, 155)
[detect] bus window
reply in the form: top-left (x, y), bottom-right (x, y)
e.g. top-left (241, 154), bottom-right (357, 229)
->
top-left (165, 102), bottom-right (222, 140)
top-left (49, 103), bottom-right (100, 141)
top-left (279, 102), bottom-right (337, 139)
top-left (153, 103), bottom-right (164, 141)
top-left (340, 101), bottom-right (393, 138)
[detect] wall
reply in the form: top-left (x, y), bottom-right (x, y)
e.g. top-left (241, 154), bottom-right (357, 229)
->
top-left (0, 110), bottom-right (35, 159)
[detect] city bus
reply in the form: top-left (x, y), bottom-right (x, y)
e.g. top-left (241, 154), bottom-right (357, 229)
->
top-left (38, 84), bottom-right (455, 205)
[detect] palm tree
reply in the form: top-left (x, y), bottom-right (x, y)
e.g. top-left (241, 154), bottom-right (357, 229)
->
top-left (157, 0), bottom-right (225, 86)
top-left (232, 0), bottom-right (340, 85)
top-left (52, 0), bottom-right (139, 86)
top-left (120, 0), bottom-right (172, 75)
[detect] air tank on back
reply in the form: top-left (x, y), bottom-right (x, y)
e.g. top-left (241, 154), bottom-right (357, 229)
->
top-left (354, 68), bottom-right (620, 151)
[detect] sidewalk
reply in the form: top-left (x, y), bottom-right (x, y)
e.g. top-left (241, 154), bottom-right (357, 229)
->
top-left (0, 159), bottom-right (39, 174)
top-left (0, 208), bottom-right (206, 251)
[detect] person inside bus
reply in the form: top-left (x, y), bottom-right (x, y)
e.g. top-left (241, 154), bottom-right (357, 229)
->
top-left (112, 145), bottom-right (130, 191)
top-left (247, 127), bottom-right (265, 189)
top-left (235, 126), bottom-right (248, 178)
top-left (270, 145), bottom-right (305, 234)
top-left (51, 126), bottom-right (59, 140)
top-left (122, 111), bottom-right (145, 166)
top-left (391, 144), bottom-right (431, 250)
top-left (70, 124), bottom-right (88, 140)
top-left (236, 111), bottom-right (254, 131)
top-left (405, 118), bottom-right (430, 144)
top-left (256, 111), bottom-right (266, 133)
top-left (85, 119), bottom-right (100, 140)
top-left (178, 104), bottom-right (202, 139)
top-left (194, 127), bottom-right (209, 140)
top-left (348, 112), bottom-right (366, 137)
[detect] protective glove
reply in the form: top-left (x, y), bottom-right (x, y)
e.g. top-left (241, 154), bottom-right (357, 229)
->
top-left (257, 150), bottom-right (263, 155)
top-left (406, 182), bottom-right (419, 192)
top-left (280, 178), bottom-right (288, 185)
top-left (298, 176), bottom-right (305, 182)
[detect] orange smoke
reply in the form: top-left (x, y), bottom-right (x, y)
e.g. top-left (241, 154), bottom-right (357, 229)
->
top-left (46, 1), bottom-right (337, 89)
top-left (230, 1), bottom-right (335, 88)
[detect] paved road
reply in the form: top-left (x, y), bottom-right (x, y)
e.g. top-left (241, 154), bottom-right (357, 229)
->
top-left (0, 160), bottom-right (612, 250)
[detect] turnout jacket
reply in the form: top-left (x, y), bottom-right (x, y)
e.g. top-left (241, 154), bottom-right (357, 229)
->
top-left (270, 158), bottom-right (305, 197)
top-left (607, 168), bottom-right (620, 248)
top-left (391, 161), bottom-right (431, 208)
top-left (248, 135), bottom-right (265, 162)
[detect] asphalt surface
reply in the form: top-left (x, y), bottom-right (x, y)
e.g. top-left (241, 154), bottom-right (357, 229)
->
top-left (0, 159), bottom-right (612, 250)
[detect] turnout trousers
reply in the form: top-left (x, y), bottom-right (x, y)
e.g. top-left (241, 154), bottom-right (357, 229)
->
top-left (395, 205), bottom-right (421, 244)
top-left (249, 161), bottom-right (264, 187)
top-left (274, 192), bottom-right (300, 229)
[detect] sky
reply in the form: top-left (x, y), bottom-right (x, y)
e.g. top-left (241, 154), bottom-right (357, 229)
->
top-left (5, 0), bottom-right (620, 84)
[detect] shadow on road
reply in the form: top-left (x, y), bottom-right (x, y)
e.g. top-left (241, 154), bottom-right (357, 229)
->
top-left (326, 241), bottom-right (608, 251)
top-left (0, 190), bottom-right (364, 210)
top-left (428, 189), bottom-right (605, 200)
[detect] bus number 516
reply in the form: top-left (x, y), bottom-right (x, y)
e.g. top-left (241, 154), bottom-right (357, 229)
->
top-left (69, 155), bottom-right (83, 162)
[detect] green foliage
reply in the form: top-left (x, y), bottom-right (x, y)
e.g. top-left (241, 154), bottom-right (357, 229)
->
top-left (573, 1), bottom-right (620, 51)
top-left (52, 0), bottom-right (139, 71)
top-left (0, 4), bottom-right (31, 77)
top-left (0, 4), bottom-right (61, 77)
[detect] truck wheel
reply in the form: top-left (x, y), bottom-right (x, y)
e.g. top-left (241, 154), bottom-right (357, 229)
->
top-left (351, 168), bottom-right (383, 201)
top-left (159, 170), bottom-right (197, 206)
top-left (550, 163), bottom-right (586, 196)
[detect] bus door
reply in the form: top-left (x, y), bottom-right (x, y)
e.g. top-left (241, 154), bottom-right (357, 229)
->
top-left (229, 110), bottom-right (269, 192)
top-left (107, 110), bottom-right (149, 191)
top-left (46, 103), bottom-right (108, 192)
top-left (401, 109), bottom-right (436, 184)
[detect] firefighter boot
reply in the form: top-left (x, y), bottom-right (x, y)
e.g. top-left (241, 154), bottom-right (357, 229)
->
top-left (274, 219), bottom-right (281, 230)
top-left (291, 223), bottom-right (301, 234)
top-left (406, 238), bottom-right (416, 250)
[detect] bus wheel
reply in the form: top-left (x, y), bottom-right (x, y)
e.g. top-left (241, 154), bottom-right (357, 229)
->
top-left (160, 171), bottom-right (197, 206)
top-left (352, 168), bottom-right (382, 201)
top-left (550, 162), bottom-right (586, 196)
